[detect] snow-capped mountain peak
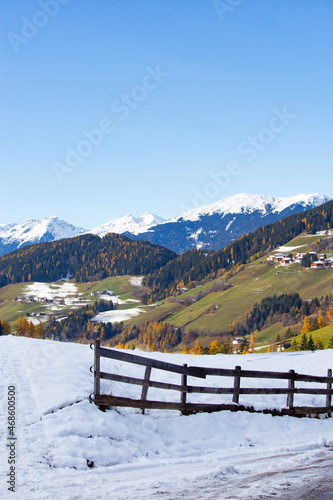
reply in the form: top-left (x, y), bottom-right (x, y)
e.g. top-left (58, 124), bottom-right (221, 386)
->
top-left (173, 193), bottom-right (330, 222)
top-left (90, 212), bottom-right (167, 237)
top-left (123, 192), bottom-right (330, 253)
top-left (0, 217), bottom-right (86, 256)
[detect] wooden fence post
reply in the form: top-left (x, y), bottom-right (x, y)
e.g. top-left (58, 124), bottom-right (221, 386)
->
top-left (181, 364), bottom-right (188, 415)
top-left (94, 340), bottom-right (101, 399)
top-left (232, 366), bottom-right (241, 404)
top-left (287, 369), bottom-right (295, 410)
top-left (327, 368), bottom-right (332, 418)
top-left (140, 366), bottom-right (152, 415)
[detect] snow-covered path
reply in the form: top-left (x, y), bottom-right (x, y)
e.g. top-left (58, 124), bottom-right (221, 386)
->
top-left (0, 336), bottom-right (332, 499)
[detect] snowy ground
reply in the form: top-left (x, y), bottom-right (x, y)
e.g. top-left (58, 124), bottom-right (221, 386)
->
top-left (21, 282), bottom-right (90, 313)
top-left (274, 245), bottom-right (304, 253)
top-left (19, 281), bottom-right (144, 323)
top-left (24, 282), bottom-right (79, 301)
top-left (0, 336), bottom-right (332, 499)
top-left (98, 293), bottom-right (139, 305)
top-left (129, 276), bottom-right (144, 287)
top-left (91, 306), bottom-right (145, 323)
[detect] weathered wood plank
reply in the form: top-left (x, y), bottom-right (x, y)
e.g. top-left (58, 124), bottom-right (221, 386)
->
top-left (97, 372), bottom-right (332, 396)
top-left (181, 364), bottom-right (187, 413)
top-left (232, 366), bottom-right (241, 404)
top-left (203, 367), bottom-right (290, 379)
top-left (94, 395), bottom-right (333, 417)
top-left (293, 373), bottom-right (333, 383)
top-left (293, 388), bottom-right (332, 395)
top-left (97, 370), bottom-right (234, 393)
top-left (327, 368), bottom-right (332, 418)
top-left (287, 369), bottom-right (295, 409)
top-left (96, 346), bottom-right (206, 379)
top-left (286, 406), bottom-right (333, 417)
top-left (95, 395), bottom-right (240, 412)
top-left (140, 366), bottom-right (151, 415)
top-left (94, 340), bottom-right (100, 397)
top-left (203, 368), bottom-right (333, 383)
top-left (238, 388), bottom-right (331, 395)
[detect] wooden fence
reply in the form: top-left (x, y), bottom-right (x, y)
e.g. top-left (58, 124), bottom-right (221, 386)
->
top-left (90, 340), bottom-right (333, 418)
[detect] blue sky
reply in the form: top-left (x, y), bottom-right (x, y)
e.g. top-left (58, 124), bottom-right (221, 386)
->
top-left (1, 0), bottom-right (332, 228)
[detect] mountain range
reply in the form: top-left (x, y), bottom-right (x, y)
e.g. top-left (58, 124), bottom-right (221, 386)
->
top-left (124, 193), bottom-right (329, 253)
top-left (0, 193), bottom-right (329, 256)
top-left (0, 216), bottom-right (86, 257)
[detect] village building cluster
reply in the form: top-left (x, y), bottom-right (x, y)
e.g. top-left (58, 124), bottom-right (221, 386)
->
top-left (267, 252), bottom-right (332, 269)
top-left (90, 289), bottom-right (116, 297)
top-left (16, 295), bottom-right (57, 304)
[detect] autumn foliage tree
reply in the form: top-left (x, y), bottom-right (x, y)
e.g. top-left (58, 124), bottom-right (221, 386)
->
top-left (317, 310), bottom-right (326, 329)
top-left (209, 340), bottom-right (221, 355)
top-left (328, 307), bottom-right (333, 327)
top-left (190, 340), bottom-right (203, 355)
top-left (301, 316), bottom-right (312, 335)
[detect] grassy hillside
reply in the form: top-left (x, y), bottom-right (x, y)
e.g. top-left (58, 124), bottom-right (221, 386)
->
top-left (144, 199), bottom-right (333, 300)
top-left (3, 230), bottom-right (332, 350)
top-left (129, 259), bottom-right (333, 333)
top-left (287, 324), bottom-right (333, 349)
top-left (124, 232), bottom-right (333, 339)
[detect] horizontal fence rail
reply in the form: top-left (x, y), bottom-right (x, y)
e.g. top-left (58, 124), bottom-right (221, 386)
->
top-left (91, 341), bottom-right (333, 418)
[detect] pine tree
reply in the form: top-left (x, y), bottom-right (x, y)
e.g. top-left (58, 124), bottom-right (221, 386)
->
top-left (221, 337), bottom-right (233, 354)
top-left (29, 321), bottom-right (36, 338)
top-left (308, 334), bottom-right (315, 351)
top-left (239, 337), bottom-right (249, 354)
top-left (0, 320), bottom-right (11, 335)
top-left (328, 335), bottom-right (333, 349)
top-left (299, 333), bottom-right (308, 351)
top-left (291, 338), bottom-right (299, 351)
top-left (311, 318), bottom-right (319, 332)
top-left (315, 337), bottom-right (324, 350)
top-left (249, 330), bottom-right (257, 353)
top-left (285, 327), bottom-right (294, 340)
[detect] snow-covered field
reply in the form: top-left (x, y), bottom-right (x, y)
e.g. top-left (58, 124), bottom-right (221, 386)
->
top-left (129, 276), bottom-right (144, 287)
top-left (24, 282), bottom-right (79, 301)
top-left (275, 245), bottom-right (304, 253)
top-left (19, 281), bottom-right (145, 323)
top-left (0, 336), bottom-right (332, 499)
top-left (22, 282), bottom-right (90, 311)
top-left (91, 306), bottom-right (145, 323)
